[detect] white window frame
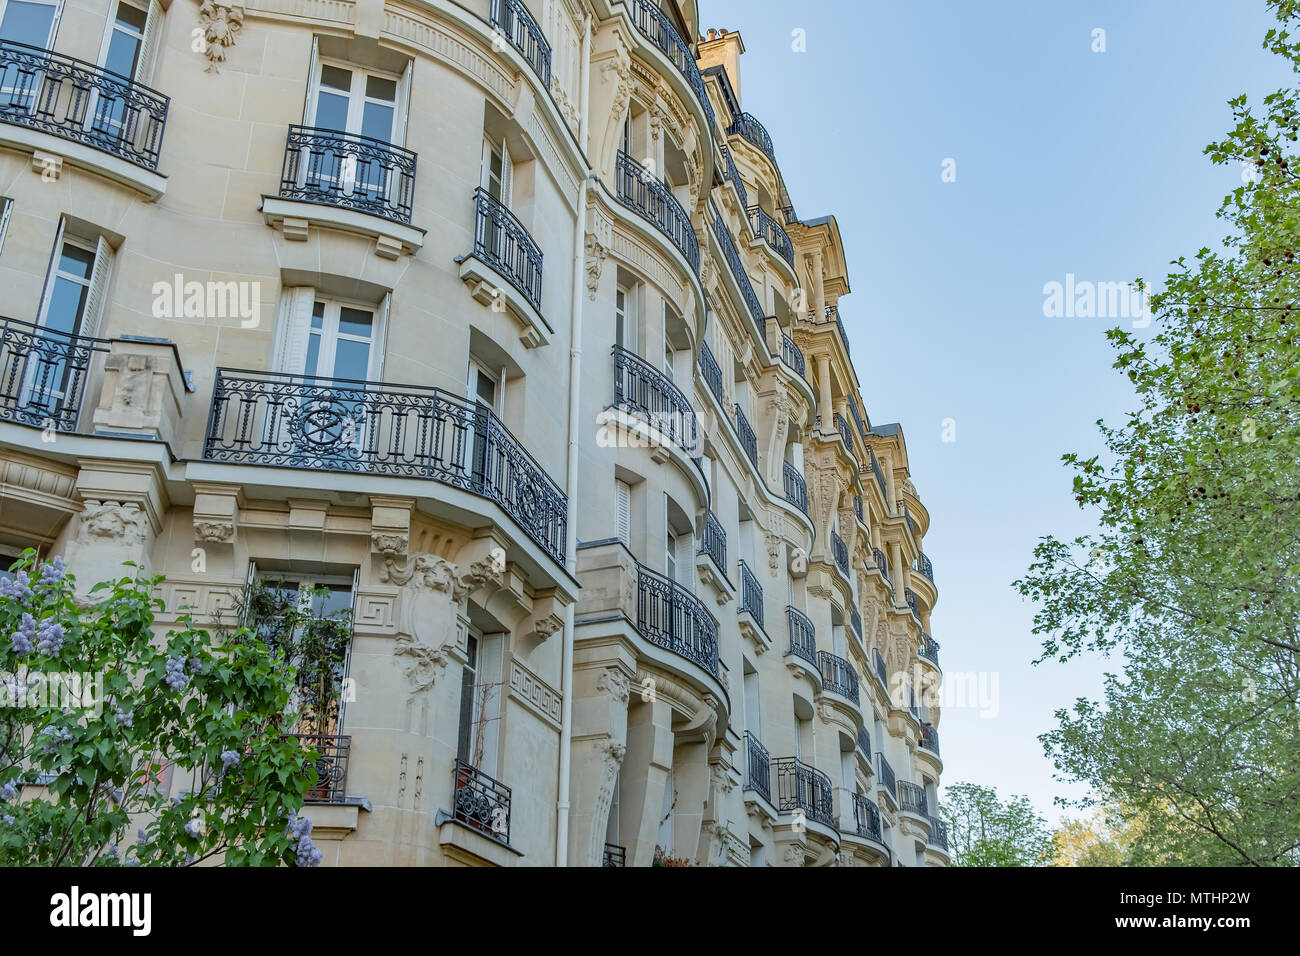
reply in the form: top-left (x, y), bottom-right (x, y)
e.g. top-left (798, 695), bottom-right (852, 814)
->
top-left (0, 0), bottom-right (64, 48)
top-left (305, 55), bottom-right (404, 144)
top-left (305, 299), bottom-right (377, 382)
top-left (615, 282), bottom-right (637, 355)
top-left (480, 133), bottom-right (512, 206)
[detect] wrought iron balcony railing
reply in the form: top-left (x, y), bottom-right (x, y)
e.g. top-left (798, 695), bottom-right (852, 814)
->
top-left (202, 368), bottom-right (567, 564)
top-left (473, 186), bottom-right (543, 313)
top-left (903, 500), bottom-right (916, 536)
top-left (856, 727), bottom-right (871, 762)
top-left (852, 792), bottom-right (883, 843)
top-left (872, 646), bottom-right (888, 689)
top-left (817, 650), bottom-right (859, 705)
top-left (913, 550), bottom-right (934, 582)
top-left (905, 588), bottom-right (920, 619)
top-left (615, 151), bottom-right (699, 272)
top-left (920, 633), bottom-right (940, 667)
top-left (830, 530), bottom-right (849, 577)
top-left (721, 143), bottom-right (747, 210)
top-left (835, 310), bottom-right (851, 356)
top-left (779, 328), bottom-right (805, 378)
top-left (850, 609), bottom-right (863, 640)
top-left (0, 38), bottom-right (168, 170)
top-left (636, 563), bottom-right (719, 677)
top-left (711, 210), bottom-right (765, 334)
top-left (746, 204), bottom-right (794, 267)
top-left (877, 753), bottom-right (897, 799)
top-left (927, 814), bottom-right (949, 851)
top-left (920, 723), bottom-right (940, 756)
top-left (728, 111), bottom-right (776, 166)
top-left (785, 605), bottom-right (816, 666)
top-left (279, 124), bottom-right (416, 224)
top-left (854, 494), bottom-right (864, 522)
top-left (867, 447), bottom-right (888, 501)
top-left (628, 0), bottom-right (716, 131)
top-left (490, 0), bottom-right (552, 85)
top-left (698, 509), bottom-right (727, 580)
top-left (898, 780), bottom-right (928, 816)
top-left (847, 394), bottom-right (866, 439)
top-left (734, 403), bottom-right (758, 471)
top-left (738, 559), bottom-right (764, 628)
top-left (698, 340), bottom-right (724, 404)
top-left (0, 316), bottom-right (108, 432)
top-left (453, 759), bottom-right (512, 844)
top-left (774, 757), bottom-right (835, 830)
top-left (834, 412), bottom-right (855, 457)
top-left (613, 345), bottom-right (699, 455)
top-left (287, 733), bottom-right (350, 804)
top-left (782, 461), bottom-right (808, 515)
top-left (603, 843), bottom-right (626, 866)
top-left (743, 731), bottom-right (772, 804)
top-left (873, 547), bottom-right (891, 587)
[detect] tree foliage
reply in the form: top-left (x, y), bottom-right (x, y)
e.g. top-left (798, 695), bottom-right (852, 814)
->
top-left (1015, 0), bottom-right (1300, 865)
top-left (941, 782), bottom-right (1053, 866)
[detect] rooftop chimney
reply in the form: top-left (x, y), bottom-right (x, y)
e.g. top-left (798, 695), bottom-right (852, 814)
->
top-left (697, 27), bottom-right (744, 104)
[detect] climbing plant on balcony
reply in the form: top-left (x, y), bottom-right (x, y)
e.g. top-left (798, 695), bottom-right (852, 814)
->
top-left (1016, 0), bottom-right (1300, 865)
top-left (0, 553), bottom-right (322, 866)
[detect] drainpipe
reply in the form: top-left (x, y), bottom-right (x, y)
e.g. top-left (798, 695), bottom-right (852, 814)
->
top-left (557, 12), bottom-right (593, 868)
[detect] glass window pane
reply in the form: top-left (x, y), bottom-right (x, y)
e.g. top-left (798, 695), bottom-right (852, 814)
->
top-left (365, 75), bottom-right (396, 102)
top-left (114, 2), bottom-right (147, 31)
top-left (311, 301), bottom-right (325, 328)
top-left (337, 307), bottom-right (372, 338)
top-left (0, 1), bottom-right (56, 47)
top-left (303, 330), bottom-right (321, 377)
top-left (313, 91), bottom-right (349, 133)
top-left (103, 30), bottom-right (141, 79)
top-left (58, 245), bottom-right (95, 281)
top-left (320, 65), bottom-right (351, 91)
top-left (360, 102), bottom-right (393, 142)
top-left (474, 371), bottom-right (495, 405)
top-left (44, 277), bottom-right (89, 336)
top-left (332, 338), bottom-right (370, 381)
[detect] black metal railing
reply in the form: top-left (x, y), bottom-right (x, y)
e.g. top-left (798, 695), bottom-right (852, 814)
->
top-left (903, 500), bottom-right (916, 535)
top-left (830, 531), bottom-right (849, 577)
top-left (872, 646), bottom-right (888, 689)
top-left (920, 633), bottom-right (940, 667)
top-left (774, 757), bottom-right (835, 830)
top-left (473, 186), bottom-right (544, 313)
top-left (927, 814), bottom-right (949, 851)
top-left (835, 310), bottom-right (851, 356)
top-left (746, 204), bottom-right (794, 267)
top-left (603, 843), bottom-right (626, 866)
top-left (0, 316), bottom-right (108, 432)
top-left (913, 551), bottom-right (934, 582)
top-left (868, 447), bottom-right (888, 501)
top-left (279, 125), bottom-right (417, 224)
top-left (817, 650), bottom-right (859, 705)
top-left (453, 759), bottom-right (512, 843)
top-left (612, 345), bottom-right (699, 455)
top-left (698, 340), bottom-right (724, 404)
top-left (873, 547), bottom-right (891, 587)
top-left (877, 753), bottom-right (897, 799)
top-left (785, 605), bottom-right (816, 666)
top-left (834, 412), bottom-right (855, 457)
top-left (0, 38), bottom-right (168, 170)
top-left (778, 327), bottom-right (805, 378)
top-left (856, 727), bottom-right (871, 762)
top-left (854, 494), bottom-right (864, 522)
top-left (615, 151), bottom-right (699, 272)
top-left (734, 403), bottom-right (758, 471)
top-left (738, 559), bottom-right (764, 628)
top-left (898, 780), bottom-right (928, 816)
top-left (721, 143), bottom-right (747, 210)
top-left (848, 394), bottom-right (866, 439)
top-left (728, 110), bottom-right (776, 165)
top-left (744, 731), bottom-right (772, 804)
top-left (905, 588), bottom-right (920, 619)
top-left (636, 563), bottom-right (719, 677)
top-left (782, 461), bottom-right (808, 515)
top-left (490, 0), bottom-right (552, 85)
top-left (699, 510), bottom-right (727, 579)
top-left (628, 0), bottom-right (716, 131)
top-left (920, 723), bottom-right (940, 756)
top-left (711, 210), bottom-right (765, 334)
top-left (850, 609), bottom-right (863, 640)
top-left (852, 792), bottom-right (883, 843)
top-left (202, 369), bottom-right (567, 564)
top-left (288, 733), bottom-right (350, 804)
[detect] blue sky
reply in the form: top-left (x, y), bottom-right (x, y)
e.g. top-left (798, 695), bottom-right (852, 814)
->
top-left (705, 0), bottom-right (1294, 823)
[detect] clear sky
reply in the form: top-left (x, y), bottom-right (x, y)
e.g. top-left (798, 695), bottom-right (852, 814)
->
top-left (704, 0), bottom-right (1294, 823)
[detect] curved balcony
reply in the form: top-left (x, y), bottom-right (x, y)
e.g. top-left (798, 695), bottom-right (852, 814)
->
top-left (711, 210), bottom-right (765, 335)
top-left (698, 509), bottom-right (728, 581)
top-left (616, 151), bottom-right (699, 273)
top-left (0, 38), bottom-right (168, 170)
top-left (817, 650), bottom-right (859, 706)
top-left (856, 728), bottom-right (871, 763)
top-left (739, 560), bottom-right (764, 628)
top-left (919, 633), bottom-right (940, 668)
top-left (782, 461), bottom-right (808, 515)
top-left (873, 547), bottom-right (892, 589)
top-left (612, 345), bottom-right (699, 455)
top-left (847, 394), bottom-right (867, 440)
top-left (0, 316), bottom-right (108, 432)
top-left (774, 757), bottom-right (835, 831)
top-left (202, 368), bottom-right (567, 564)
top-left (834, 412), bottom-right (855, 458)
top-left (473, 187), bottom-right (543, 314)
top-left (728, 111), bottom-right (776, 166)
top-left (490, 0), bottom-right (552, 85)
top-left (778, 327), bottom-right (805, 378)
top-left (927, 814), bottom-right (949, 852)
top-left (830, 530), bottom-right (849, 577)
top-left (628, 0), bottom-right (716, 131)
top-left (279, 125), bottom-right (417, 225)
top-left (698, 340), bottom-right (724, 403)
top-left (913, 551), bottom-right (935, 583)
top-left (920, 723), bottom-right (940, 757)
top-left (721, 144), bottom-right (748, 210)
top-left (746, 205), bottom-right (794, 267)
top-left (867, 447), bottom-right (888, 501)
top-left (785, 605), bottom-right (817, 666)
top-left (854, 494), bottom-right (864, 523)
top-left (898, 781), bottom-right (929, 819)
top-left (850, 609), bottom-right (863, 641)
top-left (905, 588), bottom-right (920, 619)
top-left (743, 731), bottom-right (772, 805)
top-left (635, 563), bottom-right (720, 678)
top-left (876, 753), bottom-right (897, 808)
top-left (851, 792), bottom-right (884, 844)
top-left (734, 403), bottom-right (758, 471)
top-left (872, 646), bottom-right (889, 690)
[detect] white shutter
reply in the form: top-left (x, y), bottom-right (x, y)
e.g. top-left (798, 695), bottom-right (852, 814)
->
top-left (615, 479), bottom-right (630, 546)
top-left (393, 59), bottom-right (412, 146)
top-left (500, 139), bottom-right (512, 207)
top-left (479, 137), bottom-right (493, 193)
top-left (302, 36), bottom-right (320, 123)
top-left (272, 287), bottom-right (315, 374)
top-left (80, 237), bottom-right (114, 339)
top-left (0, 198), bottom-right (13, 256)
top-left (369, 292), bottom-right (390, 380)
top-left (240, 560), bottom-right (257, 626)
top-left (35, 217), bottom-right (66, 328)
top-left (136, 0), bottom-right (162, 84)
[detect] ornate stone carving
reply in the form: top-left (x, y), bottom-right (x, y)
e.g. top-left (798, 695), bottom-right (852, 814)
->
top-left (709, 762), bottom-right (736, 797)
top-left (584, 232), bottom-right (608, 300)
top-left (77, 501), bottom-right (146, 545)
top-left (596, 667), bottom-right (630, 703)
top-left (764, 532), bottom-right (781, 571)
top-left (509, 658), bottom-right (563, 727)
top-left (193, 519), bottom-right (233, 543)
top-left (370, 532), bottom-right (408, 555)
top-left (198, 1), bottom-right (244, 74)
top-left (783, 844), bottom-right (806, 865)
top-left (589, 736), bottom-right (628, 865)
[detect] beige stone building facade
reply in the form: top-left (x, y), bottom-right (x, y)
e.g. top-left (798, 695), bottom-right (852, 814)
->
top-left (0, 0), bottom-right (946, 866)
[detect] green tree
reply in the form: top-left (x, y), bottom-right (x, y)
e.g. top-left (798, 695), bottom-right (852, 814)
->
top-left (1015, 0), bottom-right (1300, 866)
top-left (941, 782), bottom-right (1053, 866)
top-left (0, 553), bottom-right (326, 866)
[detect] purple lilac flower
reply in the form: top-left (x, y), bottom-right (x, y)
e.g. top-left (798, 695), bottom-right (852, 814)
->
top-left (124, 857), bottom-right (138, 867)
top-left (1, 782), bottom-right (16, 801)
top-left (1, 814), bottom-right (13, 826)
top-left (184, 818), bottom-right (201, 838)
top-left (34, 619), bottom-right (63, 655)
top-left (163, 656), bottom-right (189, 691)
top-left (137, 828), bottom-right (148, 844)
top-left (0, 571), bottom-right (32, 600)
top-left (37, 558), bottom-right (65, 586)
top-left (220, 749), bottom-right (240, 771)
top-left (114, 707), bottom-right (133, 728)
top-left (10, 613), bottom-right (36, 655)
top-left (285, 812), bottom-right (323, 867)
top-left (188, 657), bottom-right (205, 675)
top-left (105, 843), bottom-right (120, 862)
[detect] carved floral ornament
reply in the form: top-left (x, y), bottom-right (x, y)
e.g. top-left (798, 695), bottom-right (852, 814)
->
top-left (197, 1), bottom-right (244, 74)
top-left (77, 501), bottom-right (147, 545)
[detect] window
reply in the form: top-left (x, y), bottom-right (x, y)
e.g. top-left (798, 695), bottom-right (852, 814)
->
top-left (0, 197), bottom-right (13, 256)
top-left (310, 62), bottom-right (401, 143)
top-left (0, 0), bottom-right (62, 48)
top-left (456, 626), bottom-right (504, 770)
top-left (743, 667), bottom-right (760, 739)
top-left (604, 770), bottom-right (621, 850)
top-left (480, 134), bottom-right (512, 206)
top-left (621, 114), bottom-right (632, 156)
top-left (466, 359), bottom-right (502, 482)
top-left (665, 526), bottom-right (678, 583)
top-left (615, 479), bottom-right (631, 547)
top-left (273, 287), bottom-right (389, 382)
top-left (615, 284), bottom-right (637, 354)
top-left (91, 1), bottom-right (160, 140)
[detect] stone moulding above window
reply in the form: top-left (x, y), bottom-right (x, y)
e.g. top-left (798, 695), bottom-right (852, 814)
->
top-left (456, 253), bottom-right (553, 349)
top-left (260, 196), bottom-right (426, 260)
